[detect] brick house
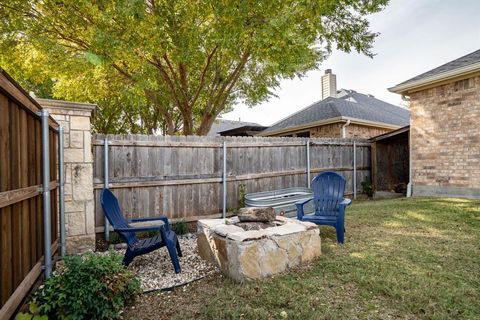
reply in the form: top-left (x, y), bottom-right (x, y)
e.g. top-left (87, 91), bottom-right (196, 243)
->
top-left (389, 49), bottom-right (480, 198)
top-left (260, 70), bottom-right (410, 138)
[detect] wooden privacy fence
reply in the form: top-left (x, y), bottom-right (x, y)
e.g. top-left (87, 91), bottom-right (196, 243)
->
top-left (93, 134), bottom-right (371, 231)
top-left (0, 70), bottom-right (60, 319)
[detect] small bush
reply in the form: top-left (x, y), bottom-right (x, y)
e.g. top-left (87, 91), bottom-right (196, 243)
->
top-left (238, 183), bottom-right (247, 207)
top-left (108, 231), bottom-right (123, 244)
top-left (361, 179), bottom-right (374, 197)
top-left (30, 252), bottom-right (140, 319)
top-left (171, 220), bottom-right (188, 235)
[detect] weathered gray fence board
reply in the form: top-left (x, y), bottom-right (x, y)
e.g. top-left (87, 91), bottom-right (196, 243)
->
top-left (93, 135), bottom-right (370, 228)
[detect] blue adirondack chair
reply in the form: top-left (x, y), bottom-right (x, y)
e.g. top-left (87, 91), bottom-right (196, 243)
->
top-left (100, 188), bottom-right (182, 273)
top-left (296, 172), bottom-right (352, 244)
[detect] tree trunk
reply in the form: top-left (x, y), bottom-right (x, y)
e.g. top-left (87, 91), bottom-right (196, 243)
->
top-left (164, 115), bottom-right (175, 135)
top-left (196, 113), bottom-right (216, 136)
top-left (181, 109), bottom-right (194, 135)
top-left (145, 89), bottom-right (176, 135)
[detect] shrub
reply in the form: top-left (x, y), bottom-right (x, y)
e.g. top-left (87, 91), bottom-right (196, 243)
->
top-left (108, 231), bottom-right (123, 244)
top-left (29, 252), bottom-right (140, 319)
top-left (238, 184), bottom-right (247, 208)
top-left (361, 179), bottom-right (374, 197)
top-left (171, 220), bottom-right (188, 235)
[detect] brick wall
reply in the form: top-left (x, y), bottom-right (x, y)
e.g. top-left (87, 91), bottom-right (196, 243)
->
top-left (344, 124), bottom-right (390, 139)
top-left (409, 75), bottom-right (480, 198)
top-left (310, 123), bottom-right (342, 138)
top-left (309, 122), bottom-right (390, 139)
top-left (270, 122), bottom-right (393, 139)
top-left (37, 98), bottom-right (97, 253)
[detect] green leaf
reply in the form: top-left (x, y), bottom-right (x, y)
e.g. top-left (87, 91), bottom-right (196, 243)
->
top-left (85, 51), bottom-right (103, 66)
top-left (28, 302), bottom-right (39, 314)
top-left (15, 313), bottom-right (33, 320)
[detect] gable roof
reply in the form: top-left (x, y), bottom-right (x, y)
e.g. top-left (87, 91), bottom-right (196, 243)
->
top-left (261, 90), bottom-right (409, 135)
top-left (218, 125), bottom-right (268, 136)
top-left (207, 119), bottom-right (262, 136)
top-left (389, 49), bottom-right (480, 94)
top-left (370, 125), bottom-right (410, 142)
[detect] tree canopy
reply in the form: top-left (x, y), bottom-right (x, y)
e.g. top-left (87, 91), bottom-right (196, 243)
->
top-left (0, 0), bottom-right (388, 135)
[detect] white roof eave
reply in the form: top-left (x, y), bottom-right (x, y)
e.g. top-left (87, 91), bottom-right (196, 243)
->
top-left (388, 61), bottom-right (480, 95)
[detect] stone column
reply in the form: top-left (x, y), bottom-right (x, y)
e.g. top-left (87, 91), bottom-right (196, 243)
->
top-left (37, 98), bottom-right (96, 254)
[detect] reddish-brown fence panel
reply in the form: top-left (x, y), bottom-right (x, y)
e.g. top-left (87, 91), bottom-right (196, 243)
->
top-left (0, 70), bottom-right (59, 319)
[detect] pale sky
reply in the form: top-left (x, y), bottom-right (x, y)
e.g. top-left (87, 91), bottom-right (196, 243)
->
top-left (222, 0), bottom-right (480, 126)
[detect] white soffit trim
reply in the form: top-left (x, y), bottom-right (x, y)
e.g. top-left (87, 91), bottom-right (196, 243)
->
top-left (388, 61), bottom-right (480, 94)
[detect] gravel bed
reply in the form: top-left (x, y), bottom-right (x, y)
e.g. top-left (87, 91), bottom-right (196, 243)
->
top-left (107, 233), bottom-right (219, 292)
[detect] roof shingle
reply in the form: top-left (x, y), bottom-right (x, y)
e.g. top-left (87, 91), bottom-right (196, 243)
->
top-left (394, 49), bottom-right (480, 87)
top-left (207, 119), bottom-right (262, 136)
top-left (262, 90), bottom-right (409, 134)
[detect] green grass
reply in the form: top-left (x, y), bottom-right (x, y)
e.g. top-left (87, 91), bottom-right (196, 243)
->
top-left (126, 197), bottom-right (480, 320)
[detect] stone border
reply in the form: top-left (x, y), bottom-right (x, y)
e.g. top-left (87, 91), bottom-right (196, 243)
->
top-left (197, 216), bottom-right (321, 281)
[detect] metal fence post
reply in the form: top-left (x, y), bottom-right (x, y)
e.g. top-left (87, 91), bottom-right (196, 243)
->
top-left (306, 139), bottom-right (311, 188)
top-left (407, 130), bottom-right (412, 197)
top-left (353, 141), bottom-right (357, 200)
top-left (222, 141), bottom-right (227, 219)
top-left (40, 110), bottom-right (52, 278)
top-left (58, 126), bottom-right (66, 257)
top-left (104, 137), bottom-right (110, 241)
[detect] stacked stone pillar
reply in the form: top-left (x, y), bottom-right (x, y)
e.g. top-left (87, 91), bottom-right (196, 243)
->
top-left (37, 98), bottom-right (96, 253)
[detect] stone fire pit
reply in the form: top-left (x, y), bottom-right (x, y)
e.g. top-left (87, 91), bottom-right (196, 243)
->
top-left (197, 207), bottom-right (321, 281)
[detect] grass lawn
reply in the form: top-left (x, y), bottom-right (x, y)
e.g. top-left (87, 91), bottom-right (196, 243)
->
top-left (125, 197), bottom-right (480, 320)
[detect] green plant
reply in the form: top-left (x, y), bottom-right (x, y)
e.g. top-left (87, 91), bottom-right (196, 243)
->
top-left (171, 220), bottom-right (188, 235)
top-left (227, 207), bottom-right (239, 215)
top-left (15, 302), bottom-right (47, 320)
top-left (361, 179), bottom-right (374, 197)
top-left (239, 184), bottom-right (247, 208)
top-left (29, 252), bottom-right (140, 319)
top-left (108, 231), bottom-right (123, 244)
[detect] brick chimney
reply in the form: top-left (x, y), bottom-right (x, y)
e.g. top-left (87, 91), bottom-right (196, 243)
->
top-left (321, 69), bottom-right (337, 100)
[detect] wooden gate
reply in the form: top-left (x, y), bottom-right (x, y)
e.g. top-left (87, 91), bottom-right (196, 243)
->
top-left (0, 70), bottom-right (59, 319)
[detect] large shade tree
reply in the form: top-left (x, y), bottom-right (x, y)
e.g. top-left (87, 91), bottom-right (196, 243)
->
top-left (0, 0), bottom-right (388, 135)
top-left (0, 39), bottom-right (177, 134)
